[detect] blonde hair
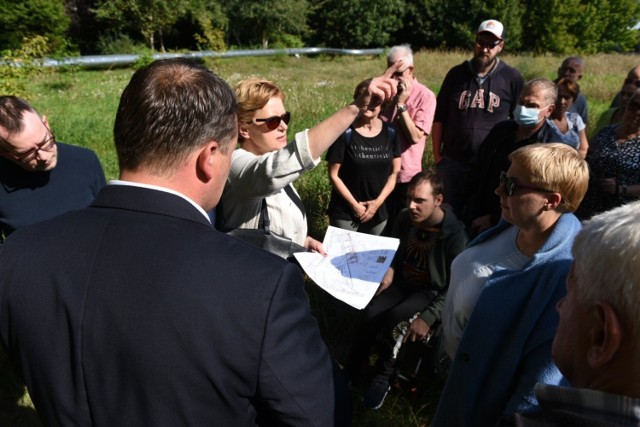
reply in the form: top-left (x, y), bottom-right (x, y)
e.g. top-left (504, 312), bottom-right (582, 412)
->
top-left (509, 143), bottom-right (589, 212)
top-left (234, 78), bottom-right (285, 141)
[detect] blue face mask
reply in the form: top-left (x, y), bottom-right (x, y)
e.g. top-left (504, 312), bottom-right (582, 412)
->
top-left (513, 104), bottom-right (548, 126)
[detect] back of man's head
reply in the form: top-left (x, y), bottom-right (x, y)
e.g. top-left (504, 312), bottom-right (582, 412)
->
top-left (572, 201), bottom-right (640, 347)
top-left (114, 58), bottom-right (237, 176)
top-left (0, 96), bottom-right (36, 137)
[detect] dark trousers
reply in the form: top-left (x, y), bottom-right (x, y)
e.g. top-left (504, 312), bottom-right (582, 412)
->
top-left (383, 182), bottom-right (410, 236)
top-left (345, 285), bottom-right (432, 383)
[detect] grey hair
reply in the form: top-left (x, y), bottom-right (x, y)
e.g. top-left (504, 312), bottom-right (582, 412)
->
top-left (572, 201), bottom-right (640, 343)
top-left (387, 45), bottom-right (414, 67)
top-left (524, 77), bottom-right (558, 108)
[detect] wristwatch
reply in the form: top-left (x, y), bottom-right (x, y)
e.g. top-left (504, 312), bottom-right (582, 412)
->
top-left (397, 104), bottom-right (408, 113)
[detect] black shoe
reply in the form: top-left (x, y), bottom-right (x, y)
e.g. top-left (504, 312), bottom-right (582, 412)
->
top-left (363, 379), bottom-right (391, 410)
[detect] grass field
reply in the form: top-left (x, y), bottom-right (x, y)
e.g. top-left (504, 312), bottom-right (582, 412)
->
top-left (2, 50), bottom-right (639, 426)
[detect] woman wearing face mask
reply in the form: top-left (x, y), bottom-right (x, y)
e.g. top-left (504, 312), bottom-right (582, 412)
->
top-left (466, 78), bottom-right (557, 236)
top-left (216, 66), bottom-right (401, 256)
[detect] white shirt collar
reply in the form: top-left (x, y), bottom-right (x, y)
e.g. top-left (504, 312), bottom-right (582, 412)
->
top-left (108, 180), bottom-right (211, 223)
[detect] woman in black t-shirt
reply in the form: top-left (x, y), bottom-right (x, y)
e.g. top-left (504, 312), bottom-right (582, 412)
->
top-left (326, 79), bottom-right (402, 235)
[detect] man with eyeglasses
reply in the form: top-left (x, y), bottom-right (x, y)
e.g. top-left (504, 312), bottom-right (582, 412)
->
top-left (431, 19), bottom-right (523, 215)
top-left (556, 56), bottom-right (589, 125)
top-left (380, 45), bottom-right (436, 233)
top-left (0, 96), bottom-right (105, 243)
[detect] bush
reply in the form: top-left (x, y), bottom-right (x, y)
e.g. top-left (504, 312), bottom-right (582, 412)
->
top-left (96, 33), bottom-right (150, 55)
top-left (0, 36), bottom-right (55, 98)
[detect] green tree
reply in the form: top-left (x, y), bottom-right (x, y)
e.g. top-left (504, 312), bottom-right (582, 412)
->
top-left (309, 0), bottom-right (405, 48)
top-left (94, 0), bottom-right (189, 51)
top-left (226, 0), bottom-right (310, 48)
top-left (435, 0), bottom-right (523, 50)
top-left (0, 36), bottom-right (56, 97)
top-left (522, 0), bottom-right (640, 54)
top-left (596, 0), bottom-right (640, 52)
top-left (0, 0), bottom-right (71, 53)
top-left (187, 0), bottom-right (227, 51)
top-left (390, 0), bottom-right (446, 49)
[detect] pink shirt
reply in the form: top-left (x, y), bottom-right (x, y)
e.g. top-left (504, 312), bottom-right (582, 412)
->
top-left (381, 78), bottom-right (436, 183)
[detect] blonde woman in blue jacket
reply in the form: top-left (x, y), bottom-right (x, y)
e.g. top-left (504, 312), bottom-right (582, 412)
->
top-left (434, 143), bottom-right (589, 426)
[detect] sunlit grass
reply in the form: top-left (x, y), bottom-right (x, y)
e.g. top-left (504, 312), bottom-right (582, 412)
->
top-left (4, 50), bottom-right (638, 426)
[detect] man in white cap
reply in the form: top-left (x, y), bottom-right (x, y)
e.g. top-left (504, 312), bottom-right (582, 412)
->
top-left (431, 19), bottom-right (523, 214)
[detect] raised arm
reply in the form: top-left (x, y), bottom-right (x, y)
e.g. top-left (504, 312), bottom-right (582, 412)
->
top-left (395, 78), bottom-right (426, 145)
top-left (306, 63), bottom-right (402, 159)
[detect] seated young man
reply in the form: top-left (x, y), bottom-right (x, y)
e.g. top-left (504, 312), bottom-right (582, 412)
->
top-left (344, 171), bottom-right (467, 409)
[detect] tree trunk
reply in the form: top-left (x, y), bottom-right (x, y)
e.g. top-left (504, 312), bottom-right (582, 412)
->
top-left (159, 29), bottom-right (166, 53)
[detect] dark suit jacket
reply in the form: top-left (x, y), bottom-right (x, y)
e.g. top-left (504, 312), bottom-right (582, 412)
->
top-left (0, 185), bottom-right (340, 426)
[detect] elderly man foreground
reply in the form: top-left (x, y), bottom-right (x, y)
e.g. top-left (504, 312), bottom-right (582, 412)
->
top-left (516, 201), bottom-right (640, 426)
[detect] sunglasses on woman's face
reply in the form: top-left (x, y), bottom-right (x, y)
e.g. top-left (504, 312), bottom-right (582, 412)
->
top-left (499, 171), bottom-right (552, 196)
top-left (253, 112), bottom-right (291, 130)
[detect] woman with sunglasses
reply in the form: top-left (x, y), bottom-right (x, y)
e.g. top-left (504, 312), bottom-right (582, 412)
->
top-left (578, 88), bottom-right (640, 220)
top-left (325, 78), bottom-right (401, 235)
top-left (434, 143), bottom-right (589, 426)
top-left (547, 78), bottom-right (589, 158)
top-left (217, 66), bottom-right (401, 254)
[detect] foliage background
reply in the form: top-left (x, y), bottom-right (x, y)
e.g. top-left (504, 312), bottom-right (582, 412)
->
top-left (1, 0), bottom-right (640, 55)
top-left (2, 35), bottom-right (640, 427)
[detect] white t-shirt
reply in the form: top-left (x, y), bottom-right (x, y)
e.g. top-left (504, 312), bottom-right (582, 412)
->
top-left (442, 226), bottom-right (530, 357)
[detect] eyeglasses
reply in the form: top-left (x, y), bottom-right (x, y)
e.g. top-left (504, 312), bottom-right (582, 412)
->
top-left (499, 171), bottom-right (553, 197)
top-left (392, 68), bottom-right (410, 78)
top-left (624, 78), bottom-right (640, 88)
top-left (0, 122), bottom-right (56, 163)
top-left (475, 39), bottom-right (501, 50)
top-left (253, 112), bottom-right (291, 130)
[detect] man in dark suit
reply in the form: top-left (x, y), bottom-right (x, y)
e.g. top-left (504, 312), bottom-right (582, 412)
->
top-left (0, 59), bottom-right (352, 426)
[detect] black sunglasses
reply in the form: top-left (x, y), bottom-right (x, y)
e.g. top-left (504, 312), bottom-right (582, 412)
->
top-left (253, 112), bottom-right (291, 130)
top-left (624, 78), bottom-right (640, 88)
top-left (499, 171), bottom-right (552, 197)
top-left (475, 39), bottom-right (501, 50)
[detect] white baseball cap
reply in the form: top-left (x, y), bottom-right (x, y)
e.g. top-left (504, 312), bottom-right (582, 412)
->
top-left (477, 20), bottom-right (505, 40)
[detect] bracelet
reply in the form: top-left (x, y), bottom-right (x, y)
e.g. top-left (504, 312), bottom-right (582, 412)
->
top-left (397, 104), bottom-right (408, 114)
